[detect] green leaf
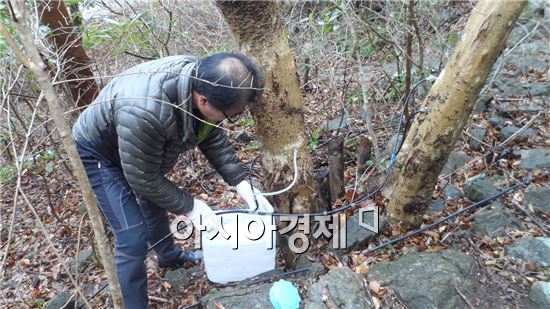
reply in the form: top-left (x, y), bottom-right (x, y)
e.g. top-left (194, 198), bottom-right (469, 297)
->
top-left (238, 118), bottom-right (255, 127)
top-left (447, 32), bottom-right (459, 48)
top-left (308, 129), bottom-right (320, 150)
top-left (64, 0), bottom-right (82, 5)
top-left (0, 164), bottom-right (17, 185)
top-left (42, 149), bottom-right (57, 162)
top-left (243, 143), bottom-right (259, 151)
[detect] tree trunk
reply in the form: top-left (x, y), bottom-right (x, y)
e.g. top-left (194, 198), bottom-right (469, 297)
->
top-left (217, 1), bottom-right (317, 214)
top-left (37, 0), bottom-right (99, 109)
top-left (1, 1), bottom-right (123, 307)
top-left (328, 137), bottom-right (344, 203)
top-left (384, 0), bottom-right (526, 229)
top-left (403, 0), bottom-right (414, 119)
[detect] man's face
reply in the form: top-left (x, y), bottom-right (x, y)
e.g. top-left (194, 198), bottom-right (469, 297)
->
top-left (194, 93), bottom-right (247, 123)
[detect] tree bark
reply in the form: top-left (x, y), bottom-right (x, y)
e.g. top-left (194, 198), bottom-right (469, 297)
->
top-left (2, 1), bottom-right (123, 307)
top-left (384, 0), bottom-right (526, 228)
top-left (403, 0), bottom-right (414, 120)
top-left (357, 135), bottom-right (371, 174)
top-left (328, 137), bottom-right (344, 203)
top-left (37, 0), bottom-right (99, 109)
top-left (217, 1), bottom-right (317, 214)
top-left (359, 65), bottom-right (380, 161)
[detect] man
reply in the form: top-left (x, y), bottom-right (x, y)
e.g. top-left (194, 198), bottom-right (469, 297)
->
top-left (72, 53), bottom-right (274, 308)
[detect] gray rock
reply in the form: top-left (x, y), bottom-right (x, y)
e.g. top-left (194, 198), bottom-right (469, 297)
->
top-left (493, 78), bottom-right (511, 93)
top-left (517, 103), bottom-right (545, 113)
top-left (474, 95), bottom-right (492, 112)
top-left (500, 126), bottom-right (535, 141)
top-left (165, 266), bottom-right (201, 292)
top-left (518, 149), bottom-right (550, 169)
top-left (525, 187), bottom-right (550, 213)
top-left (77, 248), bottom-right (92, 263)
top-left (529, 281), bottom-right (550, 309)
top-left (500, 84), bottom-right (527, 98)
top-left (507, 40), bottom-right (549, 58)
top-left (329, 210), bottom-right (383, 252)
top-left (296, 262), bottom-right (326, 280)
top-left (382, 62), bottom-right (398, 76)
top-left (306, 262), bottom-right (326, 279)
top-left (368, 250), bottom-right (494, 309)
top-left (305, 267), bottom-right (373, 309)
top-left (45, 292), bottom-right (74, 309)
top-left (441, 151), bottom-right (474, 175)
top-left (294, 255), bottom-right (326, 280)
top-left (0, 279), bottom-right (17, 289)
top-left (522, 58), bottom-right (548, 72)
top-left (496, 102), bottom-right (544, 114)
top-left (202, 283), bottom-right (273, 309)
top-left (235, 269), bottom-right (284, 289)
top-left (443, 185), bottom-right (462, 200)
top-left (507, 19), bottom-right (539, 47)
top-left (326, 114), bottom-right (350, 131)
top-left (468, 126), bottom-right (487, 150)
top-left (506, 237), bottom-right (550, 267)
top-left (504, 39), bottom-right (549, 73)
top-left (428, 200), bottom-right (445, 214)
top-left (464, 174), bottom-right (499, 202)
top-left (472, 202), bottom-right (521, 237)
top-left (45, 285), bottom-right (95, 309)
top-left (71, 248), bottom-right (93, 273)
top-left (489, 115), bottom-right (507, 127)
top-left (527, 83), bottom-right (550, 97)
top-left (519, 40), bottom-right (550, 56)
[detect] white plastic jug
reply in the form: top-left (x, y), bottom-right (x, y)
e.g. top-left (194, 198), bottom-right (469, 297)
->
top-left (202, 212), bottom-right (277, 283)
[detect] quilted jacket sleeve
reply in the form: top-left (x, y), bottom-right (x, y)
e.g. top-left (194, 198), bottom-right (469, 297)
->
top-left (198, 126), bottom-right (246, 186)
top-left (116, 106), bottom-right (193, 214)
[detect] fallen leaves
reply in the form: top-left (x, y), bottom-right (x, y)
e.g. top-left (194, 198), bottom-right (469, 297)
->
top-left (20, 258), bottom-right (31, 267)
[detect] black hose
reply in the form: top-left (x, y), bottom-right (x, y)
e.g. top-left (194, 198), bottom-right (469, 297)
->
top-left (362, 176), bottom-right (530, 254)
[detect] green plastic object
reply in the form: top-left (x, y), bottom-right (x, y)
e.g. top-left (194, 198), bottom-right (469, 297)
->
top-left (269, 279), bottom-right (301, 309)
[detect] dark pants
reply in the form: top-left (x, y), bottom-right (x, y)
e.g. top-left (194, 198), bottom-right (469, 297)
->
top-left (76, 142), bottom-right (181, 309)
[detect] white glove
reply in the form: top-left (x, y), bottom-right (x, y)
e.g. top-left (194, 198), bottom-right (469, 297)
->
top-left (185, 198), bottom-right (219, 234)
top-left (235, 180), bottom-right (275, 213)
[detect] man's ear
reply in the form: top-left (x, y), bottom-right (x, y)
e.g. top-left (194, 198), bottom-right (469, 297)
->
top-left (193, 91), bottom-right (208, 108)
top-left (192, 91), bottom-right (208, 109)
top-left (198, 95), bottom-right (209, 107)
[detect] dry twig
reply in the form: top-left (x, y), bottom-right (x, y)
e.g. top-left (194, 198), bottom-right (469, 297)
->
top-left (455, 286), bottom-right (476, 309)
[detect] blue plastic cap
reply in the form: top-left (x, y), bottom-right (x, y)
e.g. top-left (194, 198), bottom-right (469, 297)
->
top-left (389, 153), bottom-right (396, 165)
top-left (269, 279), bottom-right (301, 309)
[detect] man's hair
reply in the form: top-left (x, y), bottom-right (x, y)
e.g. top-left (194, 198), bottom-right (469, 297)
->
top-left (192, 52), bottom-right (264, 112)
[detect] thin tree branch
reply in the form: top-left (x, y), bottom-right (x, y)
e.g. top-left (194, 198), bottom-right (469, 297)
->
top-left (2, 1), bottom-right (124, 306)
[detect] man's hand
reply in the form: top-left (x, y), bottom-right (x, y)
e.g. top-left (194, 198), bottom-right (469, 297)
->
top-left (235, 180), bottom-right (275, 213)
top-left (185, 199), bottom-right (219, 233)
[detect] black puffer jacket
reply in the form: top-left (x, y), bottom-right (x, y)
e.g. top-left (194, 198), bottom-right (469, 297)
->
top-left (72, 56), bottom-right (246, 214)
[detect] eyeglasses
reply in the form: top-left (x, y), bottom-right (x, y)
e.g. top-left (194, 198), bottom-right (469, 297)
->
top-left (222, 110), bottom-right (241, 124)
top-left (221, 106), bottom-right (251, 124)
